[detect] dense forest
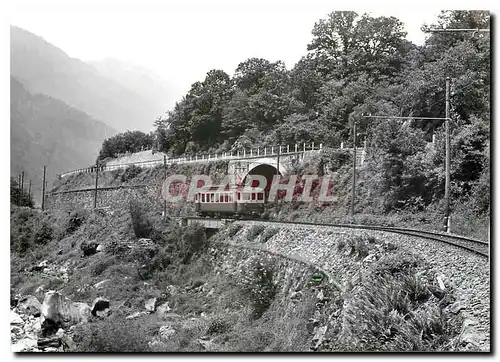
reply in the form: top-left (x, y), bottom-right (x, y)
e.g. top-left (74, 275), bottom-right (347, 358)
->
top-left (100, 10), bottom-right (490, 218)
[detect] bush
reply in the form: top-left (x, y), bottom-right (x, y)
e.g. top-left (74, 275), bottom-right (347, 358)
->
top-left (65, 209), bottom-right (87, 235)
top-left (72, 315), bottom-right (159, 352)
top-left (240, 257), bottom-right (277, 320)
top-left (129, 200), bottom-right (153, 238)
top-left (227, 223), bottom-right (242, 238)
top-left (121, 165), bottom-right (143, 183)
top-left (260, 227), bottom-right (279, 243)
top-left (33, 221), bottom-right (53, 245)
top-left (11, 208), bottom-right (53, 253)
top-left (247, 224), bottom-right (266, 241)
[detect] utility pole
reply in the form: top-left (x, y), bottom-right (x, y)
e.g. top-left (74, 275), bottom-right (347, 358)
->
top-left (163, 155), bottom-right (167, 217)
top-left (444, 77), bottom-right (451, 233)
top-left (18, 174), bottom-right (22, 205)
top-left (351, 122), bottom-right (356, 216)
top-left (21, 172), bottom-right (24, 197)
top-left (275, 144), bottom-right (280, 205)
top-left (94, 161), bottom-right (99, 209)
top-left (41, 166), bottom-right (46, 211)
top-left (28, 180), bottom-right (32, 201)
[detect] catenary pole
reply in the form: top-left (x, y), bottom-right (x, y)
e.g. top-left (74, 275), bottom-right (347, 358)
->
top-left (444, 77), bottom-right (451, 233)
top-left (94, 161), bottom-right (99, 209)
top-left (351, 122), bottom-right (356, 216)
top-left (41, 166), bottom-right (46, 211)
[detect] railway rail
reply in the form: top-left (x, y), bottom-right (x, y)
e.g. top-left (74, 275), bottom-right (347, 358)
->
top-left (187, 217), bottom-right (489, 258)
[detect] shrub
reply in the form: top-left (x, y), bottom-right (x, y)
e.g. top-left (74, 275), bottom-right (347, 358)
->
top-left (72, 315), bottom-right (159, 352)
top-left (121, 165), bottom-right (143, 183)
top-left (247, 224), bottom-right (266, 241)
top-left (260, 227), bottom-right (279, 243)
top-left (11, 208), bottom-right (54, 253)
top-left (240, 257), bottom-right (277, 320)
top-left (91, 256), bottom-right (117, 277)
top-left (206, 318), bottom-right (232, 335)
top-left (129, 200), bottom-right (153, 238)
top-left (227, 223), bottom-right (242, 238)
top-left (33, 222), bottom-right (53, 245)
top-left (65, 209), bottom-right (87, 235)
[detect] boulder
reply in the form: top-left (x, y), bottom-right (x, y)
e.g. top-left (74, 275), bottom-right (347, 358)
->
top-left (60, 333), bottom-right (75, 351)
top-left (198, 338), bottom-right (213, 350)
top-left (96, 244), bottom-right (104, 252)
top-left (91, 297), bottom-right (110, 316)
top-left (436, 274), bottom-right (446, 290)
top-left (145, 298), bottom-right (158, 313)
top-left (31, 260), bottom-right (48, 272)
top-left (11, 325), bottom-right (24, 336)
top-left (11, 337), bottom-right (38, 352)
top-left (94, 279), bottom-right (110, 289)
top-left (312, 325), bottom-right (328, 350)
top-left (11, 311), bottom-right (24, 325)
top-left (449, 301), bottom-right (466, 314)
top-left (126, 311), bottom-right (148, 320)
top-left (17, 295), bottom-right (42, 317)
top-left (156, 302), bottom-right (172, 318)
top-left (40, 291), bottom-right (91, 331)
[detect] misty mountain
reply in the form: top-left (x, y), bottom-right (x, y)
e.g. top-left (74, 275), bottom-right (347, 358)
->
top-left (88, 58), bottom-right (173, 112)
top-left (10, 76), bottom-right (116, 203)
top-left (10, 26), bottom-right (168, 132)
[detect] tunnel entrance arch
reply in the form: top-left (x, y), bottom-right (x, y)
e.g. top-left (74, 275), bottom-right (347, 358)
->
top-left (242, 163), bottom-right (282, 200)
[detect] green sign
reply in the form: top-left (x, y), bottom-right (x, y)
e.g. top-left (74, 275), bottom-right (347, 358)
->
top-left (312, 272), bottom-right (324, 283)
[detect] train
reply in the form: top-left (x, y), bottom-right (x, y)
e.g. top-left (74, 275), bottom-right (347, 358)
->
top-left (194, 185), bottom-right (266, 218)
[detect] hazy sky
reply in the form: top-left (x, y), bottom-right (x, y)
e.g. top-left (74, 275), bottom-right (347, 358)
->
top-left (8, 0), bottom-right (467, 108)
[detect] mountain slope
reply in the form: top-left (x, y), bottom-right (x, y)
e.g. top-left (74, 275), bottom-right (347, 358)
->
top-left (10, 26), bottom-right (166, 132)
top-left (88, 58), bottom-right (173, 111)
top-left (10, 76), bottom-right (116, 202)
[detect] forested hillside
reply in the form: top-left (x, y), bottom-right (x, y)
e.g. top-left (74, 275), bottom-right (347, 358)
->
top-left (10, 77), bottom-right (116, 202)
top-left (10, 26), bottom-right (167, 132)
top-left (153, 10), bottom-right (490, 218)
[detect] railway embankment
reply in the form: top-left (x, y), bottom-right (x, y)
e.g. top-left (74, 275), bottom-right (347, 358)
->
top-left (11, 201), bottom-right (488, 351)
top-left (212, 221), bottom-right (490, 351)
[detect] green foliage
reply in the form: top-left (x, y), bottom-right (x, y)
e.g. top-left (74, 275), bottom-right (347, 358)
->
top-left (98, 130), bottom-right (154, 161)
top-left (332, 250), bottom-right (459, 352)
top-left (120, 165), bottom-right (143, 183)
top-left (260, 227), bottom-right (279, 243)
top-left (11, 208), bottom-right (54, 253)
top-left (129, 199), bottom-right (153, 238)
top-left (227, 223), bottom-right (243, 238)
top-left (10, 178), bottom-right (34, 208)
top-left (247, 224), bottom-right (266, 241)
top-left (240, 257), bottom-right (277, 320)
top-left (151, 10), bottom-right (489, 222)
top-left (72, 315), bottom-right (159, 352)
top-left (64, 209), bottom-right (88, 235)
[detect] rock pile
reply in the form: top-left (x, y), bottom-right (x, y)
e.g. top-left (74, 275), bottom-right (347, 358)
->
top-left (11, 291), bottom-right (91, 352)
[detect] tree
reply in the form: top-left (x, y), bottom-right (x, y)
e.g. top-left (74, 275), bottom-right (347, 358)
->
top-left (11, 178), bottom-right (34, 207)
top-left (222, 58), bottom-right (303, 143)
top-left (98, 131), bottom-right (154, 161)
top-left (157, 70), bottom-right (233, 155)
top-left (307, 11), bottom-right (411, 81)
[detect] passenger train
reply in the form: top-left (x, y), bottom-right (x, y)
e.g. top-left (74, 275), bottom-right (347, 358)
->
top-left (194, 185), bottom-right (266, 218)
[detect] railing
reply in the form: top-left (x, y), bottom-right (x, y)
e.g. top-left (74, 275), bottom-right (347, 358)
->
top-left (59, 142), bottom-right (366, 178)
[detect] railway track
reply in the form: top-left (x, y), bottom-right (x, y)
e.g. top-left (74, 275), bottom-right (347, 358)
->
top-left (187, 217), bottom-right (489, 258)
